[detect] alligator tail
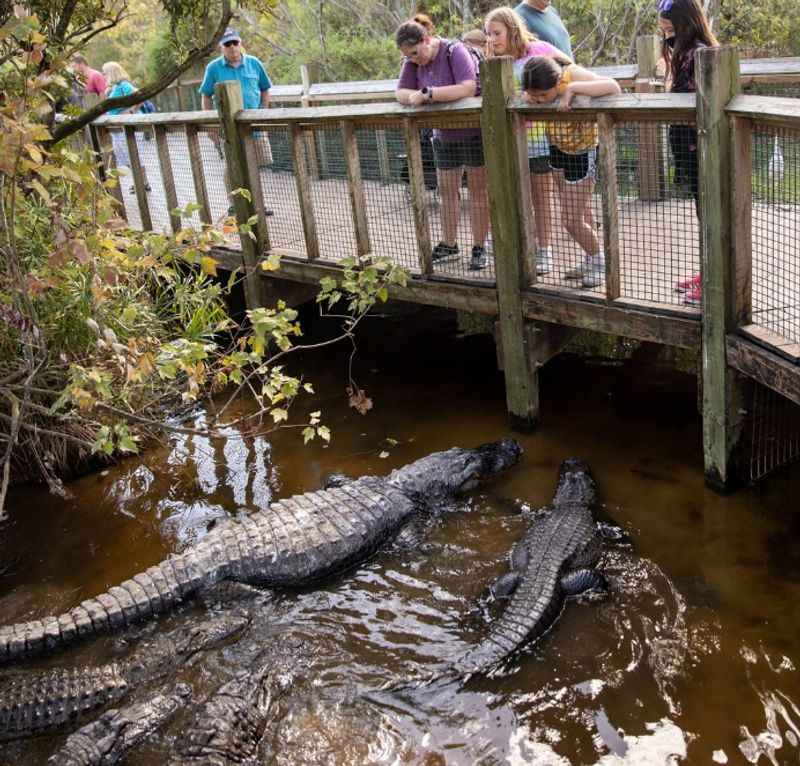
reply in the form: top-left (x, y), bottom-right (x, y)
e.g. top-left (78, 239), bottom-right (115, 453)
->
top-left (0, 553), bottom-right (214, 663)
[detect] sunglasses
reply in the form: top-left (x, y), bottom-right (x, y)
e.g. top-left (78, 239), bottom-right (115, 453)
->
top-left (657, 0), bottom-right (674, 12)
top-left (223, 40), bottom-right (240, 47)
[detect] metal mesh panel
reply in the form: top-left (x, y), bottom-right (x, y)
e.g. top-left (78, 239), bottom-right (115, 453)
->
top-left (250, 124), bottom-right (306, 255)
top-left (196, 126), bottom-right (231, 232)
top-left (164, 126), bottom-right (203, 231)
top-left (751, 123), bottom-right (800, 343)
top-left (108, 127), bottom-right (157, 232)
top-left (747, 380), bottom-right (800, 482)
top-left (615, 120), bottom-right (701, 305)
top-left (356, 124), bottom-right (420, 274)
top-left (742, 81), bottom-right (800, 100)
top-left (418, 116), bottom-right (493, 282)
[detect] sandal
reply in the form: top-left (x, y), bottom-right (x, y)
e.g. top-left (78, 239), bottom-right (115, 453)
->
top-left (674, 274), bottom-right (700, 293)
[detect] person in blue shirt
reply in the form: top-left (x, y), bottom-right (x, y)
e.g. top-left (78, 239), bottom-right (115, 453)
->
top-left (199, 28), bottom-right (272, 110)
top-left (102, 61), bottom-right (151, 193)
top-left (514, 0), bottom-right (573, 58)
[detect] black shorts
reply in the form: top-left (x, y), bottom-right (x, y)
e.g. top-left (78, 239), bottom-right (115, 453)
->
top-left (549, 145), bottom-right (597, 184)
top-left (668, 124), bottom-right (699, 200)
top-left (432, 136), bottom-right (485, 170)
top-left (528, 155), bottom-right (552, 175)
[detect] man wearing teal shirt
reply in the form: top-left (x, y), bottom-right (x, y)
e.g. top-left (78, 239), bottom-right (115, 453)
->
top-left (199, 28), bottom-right (272, 110)
top-left (514, 0), bottom-right (573, 58)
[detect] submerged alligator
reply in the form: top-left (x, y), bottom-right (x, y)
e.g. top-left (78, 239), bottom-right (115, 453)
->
top-left (0, 614), bottom-right (248, 741)
top-left (0, 440), bottom-right (521, 662)
top-left (452, 458), bottom-right (609, 677)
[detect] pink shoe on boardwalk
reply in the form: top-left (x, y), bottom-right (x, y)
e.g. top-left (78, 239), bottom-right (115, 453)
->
top-left (683, 285), bottom-right (702, 306)
top-left (675, 274), bottom-right (700, 293)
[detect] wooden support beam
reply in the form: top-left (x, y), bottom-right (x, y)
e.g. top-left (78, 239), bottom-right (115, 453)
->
top-left (482, 56), bottom-right (538, 430)
top-left (299, 65), bottom-right (321, 179)
top-left (376, 128), bottom-right (391, 184)
top-left (290, 124), bottom-right (320, 260)
top-left (96, 126), bottom-right (126, 220)
top-left (215, 81), bottom-right (268, 311)
top-left (341, 120), bottom-right (371, 256)
top-left (125, 126), bottom-right (152, 231)
top-left (635, 35), bottom-right (666, 202)
top-left (154, 125), bottom-right (181, 234)
top-left (597, 113), bottom-right (621, 301)
top-left (403, 118), bottom-right (433, 275)
top-left (495, 320), bottom-right (576, 373)
top-left (513, 113), bottom-right (536, 287)
top-left (240, 123), bottom-right (272, 253)
top-left (697, 45), bottom-right (749, 491)
top-left (727, 334), bottom-right (800, 408)
top-left (185, 125), bottom-right (212, 226)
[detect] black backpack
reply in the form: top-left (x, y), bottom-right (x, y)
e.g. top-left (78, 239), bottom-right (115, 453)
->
top-left (444, 40), bottom-right (483, 96)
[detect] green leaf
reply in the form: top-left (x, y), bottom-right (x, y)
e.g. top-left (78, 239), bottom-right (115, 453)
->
top-left (271, 407), bottom-right (288, 423)
top-left (317, 426), bottom-right (331, 442)
top-left (302, 426), bottom-right (316, 444)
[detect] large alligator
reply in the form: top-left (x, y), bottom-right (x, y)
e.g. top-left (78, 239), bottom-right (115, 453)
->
top-left (0, 440), bottom-right (521, 662)
top-left (0, 614), bottom-right (248, 740)
top-left (450, 458), bottom-right (609, 678)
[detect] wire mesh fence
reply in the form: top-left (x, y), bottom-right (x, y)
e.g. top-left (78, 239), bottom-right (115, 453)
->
top-left (750, 122), bottom-right (800, 344)
top-left (746, 380), bottom-right (800, 482)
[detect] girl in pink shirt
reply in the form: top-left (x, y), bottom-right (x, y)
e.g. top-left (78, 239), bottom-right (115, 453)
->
top-left (485, 6), bottom-right (571, 276)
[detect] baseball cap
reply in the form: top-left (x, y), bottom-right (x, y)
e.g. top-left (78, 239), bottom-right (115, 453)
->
top-left (220, 28), bottom-right (241, 45)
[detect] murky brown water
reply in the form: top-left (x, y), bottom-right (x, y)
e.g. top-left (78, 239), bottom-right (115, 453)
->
top-left (2, 306), bottom-right (800, 765)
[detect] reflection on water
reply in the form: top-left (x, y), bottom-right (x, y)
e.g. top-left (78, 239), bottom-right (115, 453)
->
top-left (2, 306), bottom-right (800, 764)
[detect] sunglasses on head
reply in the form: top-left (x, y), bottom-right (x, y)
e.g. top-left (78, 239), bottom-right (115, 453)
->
top-left (223, 40), bottom-right (240, 47)
top-left (657, 0), bottom-right (674, 12)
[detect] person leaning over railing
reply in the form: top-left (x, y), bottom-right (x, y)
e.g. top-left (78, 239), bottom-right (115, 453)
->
top-left (659, 0), bottom-right (718, 306)
top-left (521, 57), bottom-right (620, 289)
top-left (395, 14), bottom-right (491, 271)
top-left (484, 6), bottom-right (572, 276)
top-left (102, 61), bottom-right (151, 195)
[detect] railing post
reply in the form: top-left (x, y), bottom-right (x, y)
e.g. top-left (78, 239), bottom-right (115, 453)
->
top-left (697, 45), bottom-right (749, 491)
top-left (403, 118), bottom-right (432, 275)
top-left (597, 113), bottom-right (621, 301)
top-left (636, 35), bottom-right (665, 201)
top-left (341, 120), bottom-right (371, 256)
top-left (154, 125), bottom-right (181, 234)
top-left (125, 126), bottom-right (152, 231)
top-left (185, 125), bottom-right (212, 226)
top-left (291, 124), bottom-right (320, 260)
top-left (95, 126), bottom-right (126, 220)
top-left (300, 65), bottom-right (322, 179)
top-left (481, 56), bottom-right (538, 430)
top-left (215, 81), bottom-right (271, 311)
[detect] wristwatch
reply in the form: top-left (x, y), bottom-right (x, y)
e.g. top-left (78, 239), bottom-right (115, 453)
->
top-left (421, 86), bottom-right (434, 102)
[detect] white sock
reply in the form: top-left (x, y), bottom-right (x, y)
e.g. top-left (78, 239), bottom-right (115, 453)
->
top-left (538, 246), bottom-right (552, 257)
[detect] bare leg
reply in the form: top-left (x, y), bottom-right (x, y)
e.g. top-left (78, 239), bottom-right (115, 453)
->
top-left (530, 171), bottom-right (554, 249)
top-left (437, 167), bottom-right (462, 247)
top-left (466, 165), bottom-right (489, 248)
top-left (559, 178), bottom-right (599, 257)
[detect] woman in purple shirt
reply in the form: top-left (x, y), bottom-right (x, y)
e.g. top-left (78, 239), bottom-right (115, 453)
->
top-left (395, 15), bottom-right (490, 270)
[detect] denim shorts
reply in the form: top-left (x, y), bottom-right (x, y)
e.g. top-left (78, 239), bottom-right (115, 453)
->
top-left (549, 145), bottom-right (597, 184)
top-left (432, 136), bottom-right (485, 170)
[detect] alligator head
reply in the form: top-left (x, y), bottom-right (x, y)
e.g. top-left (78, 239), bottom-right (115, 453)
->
top-left (552, 458), bottom-right (597, 507)
top-left (386, 438), bottom-right (522, 504)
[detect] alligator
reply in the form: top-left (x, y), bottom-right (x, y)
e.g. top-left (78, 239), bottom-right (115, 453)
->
top-left (0, 614), bottom-right (248, 740)
top-left (48, 685), bottom-right (192, 766)
top-left (0, 440), bottom-right (521, 663)
top-left (449, 458), bottom-right (609, 678)
top-left (172, 652), bottom-right (296, 765)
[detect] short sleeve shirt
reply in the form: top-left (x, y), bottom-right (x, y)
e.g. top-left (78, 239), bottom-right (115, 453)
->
top-left (199, 54), bottom-right (272, 110)
top-left (398, 39), bottom-right (480, 142)
top-left (514, 3), bottom-right (573, 58)
top-left (84, 68), bottom-right (107, 95)
top-left (107, 80), bottom-right (136, 115)
top-left (514, 41), bottom-right (562, 157)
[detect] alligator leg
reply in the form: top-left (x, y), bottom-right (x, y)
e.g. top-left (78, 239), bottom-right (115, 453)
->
top-left (560, 568), bottom-right (608, 598)
top-left (48, 684), bottom-right (191, 765)
top-left (489, 540), bottom-right (529, 600)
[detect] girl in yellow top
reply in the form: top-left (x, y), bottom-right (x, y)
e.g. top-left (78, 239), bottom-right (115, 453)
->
top-left (521, 58), bottom-right (620, 288)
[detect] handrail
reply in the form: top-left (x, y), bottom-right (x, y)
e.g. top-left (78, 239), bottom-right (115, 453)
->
top-left (726, 93), bottom-right (800, 122)
top-left (510, 91), bottom-right (696, 119)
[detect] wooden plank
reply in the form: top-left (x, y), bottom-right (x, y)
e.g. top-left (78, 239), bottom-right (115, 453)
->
top-left (375, 128), bottom-right (391, 184)
top-left (185, 124), bottom-right (212, 226)
top-left (403, 118), bottom-right (432, 276)
top-left (215, 81), bottom-right (267, 311)
top-left (94, 110), bottom-right (219, 127)
top-left (154, 125), bottom-right (181, 234)
top-left (522, 291), bottom-right (701, 348)
top-left (240, 123), bottom-right (272, 253)
top-left (697, 45), bottom-right (749, 491)
top-left (290, 124), bottom-right (320, 260)
top-left (496, 321), bottom-right (577, 373)
top-left (513, 113), bottom-right (536, 287)
top-left (510, 92), bottom-right (696, 121)
top-left (341, 121), bottom-right (371, 256)
top-left (597, 114), bottom-right (621, 301)
top-left (727, 334), bottom-right (800, 408)
top-left (732, 117), bottom-right (752, 327)
top-left (726, 94), bottom-right (800, 124)
top-left (482, 57), bottom-right (538, 429)
top-left (125, 126), bottom-right (152, 231)
top-left (299, 69), bottom-right (321, 181)
top-left (634, 39), bottom-right (666, 202)
top-left (739, 324), bottom-right (800, 361)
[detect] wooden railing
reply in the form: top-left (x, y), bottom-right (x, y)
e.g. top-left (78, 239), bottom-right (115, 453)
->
top-left (90, 46), bottom-right (800, 490)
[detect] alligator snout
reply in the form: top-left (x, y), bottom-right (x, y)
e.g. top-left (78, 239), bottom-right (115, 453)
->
top-left (478, 438), bottom-right (523, 472)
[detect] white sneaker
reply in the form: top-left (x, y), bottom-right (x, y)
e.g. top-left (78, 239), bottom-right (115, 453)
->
top-left (536, 247), bottom-right (553, 275)
top-left (581, 258), bottom-right (605, 288)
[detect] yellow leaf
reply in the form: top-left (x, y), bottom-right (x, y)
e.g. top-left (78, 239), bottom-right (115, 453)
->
top-left (261, 253), bottom-right (282, 271)
top-left (200, 256), bottom-right (218, 276)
